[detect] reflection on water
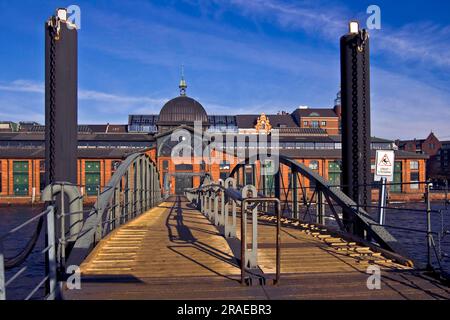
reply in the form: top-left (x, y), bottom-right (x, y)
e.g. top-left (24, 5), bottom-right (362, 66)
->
top-left (0, 202), bottom-right (449, 299)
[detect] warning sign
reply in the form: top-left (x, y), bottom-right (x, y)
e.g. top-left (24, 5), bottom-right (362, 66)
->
top-left (375, 150), bottom-right (395, 182)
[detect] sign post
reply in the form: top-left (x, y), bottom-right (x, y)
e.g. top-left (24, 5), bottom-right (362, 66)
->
top-left (374, 150), bottom-right (395, 225)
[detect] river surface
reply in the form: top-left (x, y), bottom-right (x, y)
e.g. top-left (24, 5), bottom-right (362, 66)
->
top-left (1, 202), bottom-right (449, 300)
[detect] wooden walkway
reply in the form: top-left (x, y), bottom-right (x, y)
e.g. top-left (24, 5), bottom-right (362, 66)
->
top-left (64, 197), bottom-right (450, 300)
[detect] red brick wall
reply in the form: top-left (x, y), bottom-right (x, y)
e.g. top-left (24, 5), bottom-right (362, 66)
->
top-left (0, 153), bottom-right (428, 202)
top-left (300, 117), bottom-right (340, 135)
top-left (0, 160), bottom-right (7, 195)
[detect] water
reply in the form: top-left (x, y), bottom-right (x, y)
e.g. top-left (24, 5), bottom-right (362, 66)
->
top-left (1, 202), bottom-right (449, 300)
top-left (376, 202), bottom-right (450, 271)
top-left (0, 205), bottom-right (46, 300)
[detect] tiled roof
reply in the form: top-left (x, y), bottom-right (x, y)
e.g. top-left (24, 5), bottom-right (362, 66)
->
top-left (235, 114), bottom-right (297, 129)
top-left (277, 127), bottom-right (328, 136)
top-left (0, 132), bottom-right (155, 142)
top-left (0, 147), bottom-right (150, 159)
top-left (292, 108), bottom-right (338, 119)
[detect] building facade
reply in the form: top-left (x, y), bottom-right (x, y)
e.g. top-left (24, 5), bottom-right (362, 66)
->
top-left (397, 132), bottom-right (450, 185)
top-left (0, 85), bottom-right (428, 203)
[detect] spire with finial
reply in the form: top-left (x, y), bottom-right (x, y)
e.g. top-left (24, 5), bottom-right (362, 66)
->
top-left (179, 65), bottom-right (187, 96)
top-left (334, 88), bottom-right (341, 106)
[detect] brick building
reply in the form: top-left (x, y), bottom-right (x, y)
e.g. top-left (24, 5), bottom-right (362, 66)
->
top-left (0, 84), bottom-right (428, 203)
top-left (397, 132), bottom-right (450, 185)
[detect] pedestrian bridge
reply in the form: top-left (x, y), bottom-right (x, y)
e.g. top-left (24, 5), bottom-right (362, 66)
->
top-left (1, 152), bottom-right (450, 300)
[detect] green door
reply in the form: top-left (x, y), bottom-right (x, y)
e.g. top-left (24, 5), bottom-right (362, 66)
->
top-left (391, 162), bottom-right (403, 193)
top-left (13, 161), bottom-right (29, 196)
top-left (328, 161), bottom-right (342, 188)
top-left (85, 161), bottom-right (101, 196)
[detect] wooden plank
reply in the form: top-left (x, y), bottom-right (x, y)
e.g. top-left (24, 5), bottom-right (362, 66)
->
top-left (64, 197), bottom-right (450, 300)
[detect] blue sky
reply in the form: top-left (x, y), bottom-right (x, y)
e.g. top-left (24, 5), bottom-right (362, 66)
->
top-left (0, 0), bottom-right (449, 140)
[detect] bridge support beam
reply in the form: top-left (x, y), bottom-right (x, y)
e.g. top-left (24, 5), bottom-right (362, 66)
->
top-left (292, 170), bottom-right (298, 219)
top-left (340, 22), bottom-right (371, 237)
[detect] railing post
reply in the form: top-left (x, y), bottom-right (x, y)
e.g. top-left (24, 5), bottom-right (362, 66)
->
top-left (95, 186), bottom-right (102, 242)
top-left (200, 191), bottom-right (204, 213)
top-left (224, 177), bottom-right (237, 238)
top-left (274, 167), bottom-right (281, 212)
top-left (242, 185), bottom-right (258, 270)
top-left (114, 186), bottom-right (120, 228)
top-left (120, 178), bottom-right (125, 225)
top-left (151, 165), bottom-right (155, 207)
top-left (251, 164), bottom-right (256, 187)
top-left (262, 163), bottom-right (267, 212)
top-left (220, 180), bottom-right (225, 227)
top-left (240, 199), bottom-right (246, 285)
top-left (208, 191), bottom-right (212, 220)
top-left (128, 168), bottom-right (133, 219)
top-left (214, 189), bottom-right (219, 226)
top-left (59, 184), bottom-right (66, 270)
top-left (142, 159), bottom-right (147, 211)
top-left (46, 206), bottom-right (59, 300)
top-left (136, 160), bottom-right (142, 215)
top-left (275, 199), bottom-right (281, 286)
top-left (0, 240), bottom-right (5, 300)
top-left (316, 189), bottom-right (325, 225)
top-left (146, 160), bottom-right (150, 210)
top-left (292, 170), bottom-right (298, 219)
top-left (426, 182), bottom-right (433, 271)
top-left (378, 177), bottom-right (388, 225)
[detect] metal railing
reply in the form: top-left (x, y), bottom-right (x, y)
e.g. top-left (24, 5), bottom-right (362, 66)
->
top-left (0, 152), bottom-right (163, 300)
top-left (229, 156), bottom-right (408, 256)
top-left (0, 206), bottom-right (58, 300)
top-left (228, 156), bottom-right (449, 274)
top-left (186, 178), bottom-right (281, 286)
top-left (66, 153), bottom-right (162, 269)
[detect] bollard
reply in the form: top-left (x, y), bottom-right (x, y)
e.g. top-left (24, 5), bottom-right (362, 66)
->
top-left (340, 21), bottom-right (372, 236)
top-left (378, 177), bottom-right (388, 225)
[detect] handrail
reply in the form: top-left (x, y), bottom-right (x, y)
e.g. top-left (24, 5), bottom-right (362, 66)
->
top-left (66, 152), bottom-right (162, 268)
top-left (229, 155), bottom-right (409, 258)
top-left (186, 180), bottom-right (281, 285)
top-left (0, 206), bottom-right (58, 300)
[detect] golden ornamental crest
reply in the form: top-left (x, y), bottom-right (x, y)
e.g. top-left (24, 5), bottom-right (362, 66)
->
top-left (255, 113), bottom-right (272, 133)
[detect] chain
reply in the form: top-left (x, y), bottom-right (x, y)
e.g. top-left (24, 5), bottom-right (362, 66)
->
top-left (350, 41), bottom-right (359, 204)
top-left (48, 18), bottom-right (59, 183)
top-left (361, 33), bottom-right (369, 209)
top-left (357, 29), bottom-right (368, 53)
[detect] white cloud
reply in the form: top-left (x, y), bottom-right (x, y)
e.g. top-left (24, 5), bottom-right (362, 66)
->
top-left (373, 22), bottom-right (450, 69)
top-left (0, 79), bottom-right (168, 106)
top-left (372, 67), bottom-right (450, 139)
top-left (0, 80), bottom-right (44, 94)
top-left (0, 79), bottom-right (170, 123)
top-left (212, 0), bottom-right (348, 40)
top-left (210, 0), bottom-right (450, 70)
